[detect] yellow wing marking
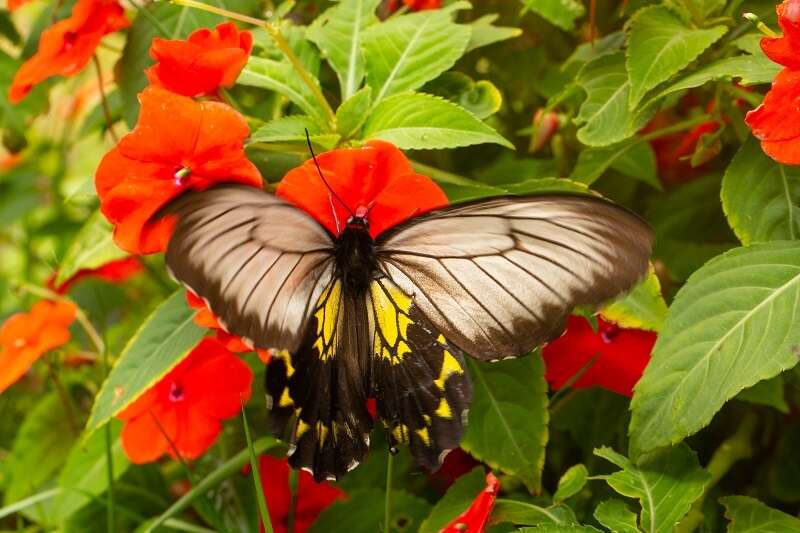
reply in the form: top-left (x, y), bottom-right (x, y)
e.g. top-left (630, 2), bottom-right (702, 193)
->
top-left (435, 398), bottom-right (453, 419)
top-left (296, 419), bottom-right (311, 438)
top-left (313, 280), bottom-right (341, 361)
top-left (415, 427), bottom-right (431, 446)
top-left (370, 280), bottom-right (415, 365)
top-left (278, 388), bottom-right (293, 407)
top-left (434, 350), bottom-right (464, 391)
top-left (274, 350), bottom-right (295, 377)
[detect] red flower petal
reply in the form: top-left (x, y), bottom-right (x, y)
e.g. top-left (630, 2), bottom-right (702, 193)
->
top-left (277, 140), bottom-right (447, 238)
top-left (118, 338), bottom-right (253, 463)
top-left (0, 300), bottom-right (77, 393)
top-left (8, 0), bottom-right (129, 103)
top-left (761, 0), bottom-right (800, 69)
top-left (441, 472), bottom-right (500, 533)
top-left (147, 22), bottom-right (253, 97)
top-left (542, 316), bottom-right (654, 397)
top-left (96, 86), bottom-right (262, 254)
top-left (746, 68), bottom-right (800, 165)
top-left (51, 257), bottom-right (143, 294)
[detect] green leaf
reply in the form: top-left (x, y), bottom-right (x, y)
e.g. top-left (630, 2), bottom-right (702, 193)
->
top-left (553, 464), bottom-right (588, 503)
top-left (593, 499), bottom-right (640, 533)
top-left (575, 53), bottom-right (656, 147)
top-left (362, 92), bottom-right (512, 149)
top-left (518, 525), bottom-right (602, 532)
top-left (522, 0), bottom-right (586, 31)
top-left (336, 86), bottom-right (373, 139)
top-left (721, 496), bottom-right (800, 532)
top-left (248, 115), bottom-right (340, 149)
top-left (56, 211), bottom-right (128, 286)
top-left (570, 140), bottom-right (659, 189)
top-left (52, 421), bottom-right (130, 524)
top-left (722, 138), bottom-right (800, 245)
top-left (595, 444), bottom-right (710, 533)
top-left (737, 375), bottom-right (789, 413)
top-left (492, 499), bottom-right (577, 526)
top-left (629, 242), bottom-right (800, 455)
top-left (424, 73), bottom-right (503, 120)
top-left (309, 489), bottom-right (431, 533)
top-left (4, 393), bottom-right (79, 526)
top-left (85, 291), bottom-right (206, 435)
top-left (626, 6), bottom-right (726, 109)
top-left (462, 355), bottom-right (549, 492)
top-left (419, 467), bottom-right (486, 533)
top-left (466, 14), bottom-right (522, 52)
top-left (602, 268), bottom-right (668, 332)
top-left (362, 7), bottom-right (471, 104)
top-left (306, 0), bottom-right (380, 100)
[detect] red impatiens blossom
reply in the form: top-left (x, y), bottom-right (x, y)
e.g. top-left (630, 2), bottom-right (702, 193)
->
top-left (117, 337), bottom-right (253, 463)
top-left (387, 0), bottom-right (442, 11)
top-left (542, 316), bottom-right (655, 397)
top-left (745, 0), bottom-right (800, 164)
top-left (51, 257), bottom-right (143, 294)
top-left (277, 140), bottom-right (448, 238)
top-left (0, 300), bottom-right (77, 393)
top-left (147, 22), bottom-right (253, 98)
top-left (7, 0), bottom-right (30, 11)
top-left (95, 86), bottom-right (262, 255)
top-left (8, 0), bottom-right (129, 103)
top-left (256, 455), bottom-right (344, 533)
top-left (442, 472), bottom-right (500, 533)
top-left (429, 448), bottom-right (481, 492)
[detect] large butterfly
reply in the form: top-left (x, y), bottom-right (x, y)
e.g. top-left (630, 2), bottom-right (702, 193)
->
top-left (164, 183), bottom-right (652, 481)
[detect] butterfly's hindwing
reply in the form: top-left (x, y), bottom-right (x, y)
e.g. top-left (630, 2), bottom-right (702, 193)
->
top-left (368, 277), bottom-right (472, 469)
top-left (265, 278), bottom-right (372, 482)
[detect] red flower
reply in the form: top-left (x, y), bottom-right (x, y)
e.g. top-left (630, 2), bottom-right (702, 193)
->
top-left (746, 69), bottom-right (800, 164)
top-left (118, 337), bottom-right (253, 463)
top-left (95, 86), bottom-right (262, 255)
top-left (147, 22), bottom-right (253, 98)
top-left (429, 448), bottom-right (481, 492)
top-left (8, 0), bottom-right (129, 103)
top-left (7, 0), bottom-right (29, 11)
top-left (185, 292), bottom-right (271, 358)
top-left (256, 455), bottom-right (344, 533)
top-left (529, 109), bottom-right (560, 153)
top-left (0, 300), bottom-right (77, 393)
top-left (442, 472), bottom-right (500, 533)
top-left (277, 140), bottom-right (447, 238)
top-left (387, 0), bottom-right (442, 11)
top-left (760, 0), bottom-right (800, 70)
top-left (542, 316), bottom-right (655, 397)
top-left (51, 257), bottom-right (143, 294)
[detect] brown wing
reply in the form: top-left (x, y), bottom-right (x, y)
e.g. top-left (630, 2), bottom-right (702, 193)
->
top-left (165, 184), bottom-right (335, 352)
top-left (375, 194), bottom-right (653, 361)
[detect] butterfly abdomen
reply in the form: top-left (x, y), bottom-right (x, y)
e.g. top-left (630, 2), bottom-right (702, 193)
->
top-left (334, 222), bottom-right (378, 293)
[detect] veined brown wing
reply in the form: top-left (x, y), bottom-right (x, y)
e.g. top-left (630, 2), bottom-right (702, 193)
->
top-left (375, 194), bottom-right (653, 361)
top-left (165, 184), bottom-right (335, 352)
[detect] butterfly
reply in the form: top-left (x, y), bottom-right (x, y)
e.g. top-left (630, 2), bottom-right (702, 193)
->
top-left (163, 170), bottom-right (652, 482)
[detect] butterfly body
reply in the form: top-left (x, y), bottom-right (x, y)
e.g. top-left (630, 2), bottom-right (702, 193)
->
top-left (165, 184), bottom-right (652, 481)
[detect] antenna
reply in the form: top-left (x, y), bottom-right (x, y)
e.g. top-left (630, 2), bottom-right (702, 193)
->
top-left (305, 129), bottom-right (355, 219)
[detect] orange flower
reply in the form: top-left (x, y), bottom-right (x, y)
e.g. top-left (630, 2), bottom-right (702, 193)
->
top-left (8, 0), bottom-right (129, 103)
top-left (387, 0), bottom-right (442, 11)
top-left (0, 300), bottom-right (77, 393)
top-left (760, 0), bottom-right (800, 70)
top-left (51, 257), bottom-right (143, 294)
top-left (442, 472), bottom-right (500, 533)
top-left (95, 86), bottom-right (262, 255)
top-left (7, 0), bottom-right (30, 11)
top-left (185, 292), bottom-right (265, 356)
top-left (277, 140), bottom-right (447, 238)
top-left (118, 337), bottom-right (253, 463)
top-left (147, 22), bottom-right (253, 98)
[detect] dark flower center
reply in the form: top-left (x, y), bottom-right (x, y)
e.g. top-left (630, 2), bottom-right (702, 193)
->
top-left (173, 166), bottom-right (191, 185)
top-left (168, 381), bottom-right (185, 402)
top-left (63, 31), bottom-right (77, 49)
top-left (600, 324), bottom-right (620, 344)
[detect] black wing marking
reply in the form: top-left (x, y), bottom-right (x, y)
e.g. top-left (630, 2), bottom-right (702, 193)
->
top-left (375, 194), bottom-right (653, 361)
top-left (165, 185), bottom-right (335, 352)
top-left (367, 276), bottom-right (472, 469)
top-left (265, 279), bottom-right (373, 482)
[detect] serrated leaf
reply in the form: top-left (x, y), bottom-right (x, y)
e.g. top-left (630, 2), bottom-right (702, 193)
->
top-left (570, 140), bottom-right (659, 189)
top-left (721, 496), bottom-right (800, 532)
top-left (594, 499), bottom-right (640, 533)
top-left (361, 92), bottom-right (512, 149)
top-left (248, 115), bottom-right (340, 149)
top-left (626, 6), bottom-right (726, 109)
top-left (629, 242), bottom-right (800, 455)
top-left (336, 86), bottom-right (373, 139)
top-left (602, 268), bottom-right (668, 332)
top-left (595, 444), bottom-right (709, 533)
top-left (492, 499), bottom-right (578, 526)
top-left (363, 8), bottom-right (471, 104)
top-left (419, 467), bottom-right (486, 533)
top-left (306, 0), bottom-right (380, 100)
top-left (737, 375), bottom-right (789, 413)
top-left (522, 0), bottom-right (586, 31)
top-left (466, 14), bottom-right (522, 52)
top-left (85, 291), bottom-right (206, 435)
top-left (309, 489), bottom-right (431, 533)
top-left (52, 421), bottom-right (130, 524)
top-left (462, 355), bottom-right (548, 492)
top-left (575, 53), bottom-right (656, 147)
top-left (722, 138), bottom-right (800, 245)
top-left (553, 464), bottom-right (588, 503)
top-left (55, 211), bottom-right (128, 286)
top-left (518, 525), bottom-right (602, 532)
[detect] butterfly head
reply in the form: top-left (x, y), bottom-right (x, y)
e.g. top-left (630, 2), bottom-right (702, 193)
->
top-left (346, 205), bottom-right (371, 230)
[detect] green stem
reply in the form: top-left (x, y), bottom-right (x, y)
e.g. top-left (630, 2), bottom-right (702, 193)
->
top-left (384, 452), bottom-right (394, 533)
top-left (287, 468), bottom-right (298, 533)
top-left (101, 332), bottom-right (115, 533)
top-left (639, 114), bottom-right (715, 143)
top-left (92, 55), bottom-right (118, 143)
top-left (130, 0), bottom-right (171, 36)
top-left (44, 355), bottom-right (80, 436)
top-left (242, 405), bottom-right (274, 533)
